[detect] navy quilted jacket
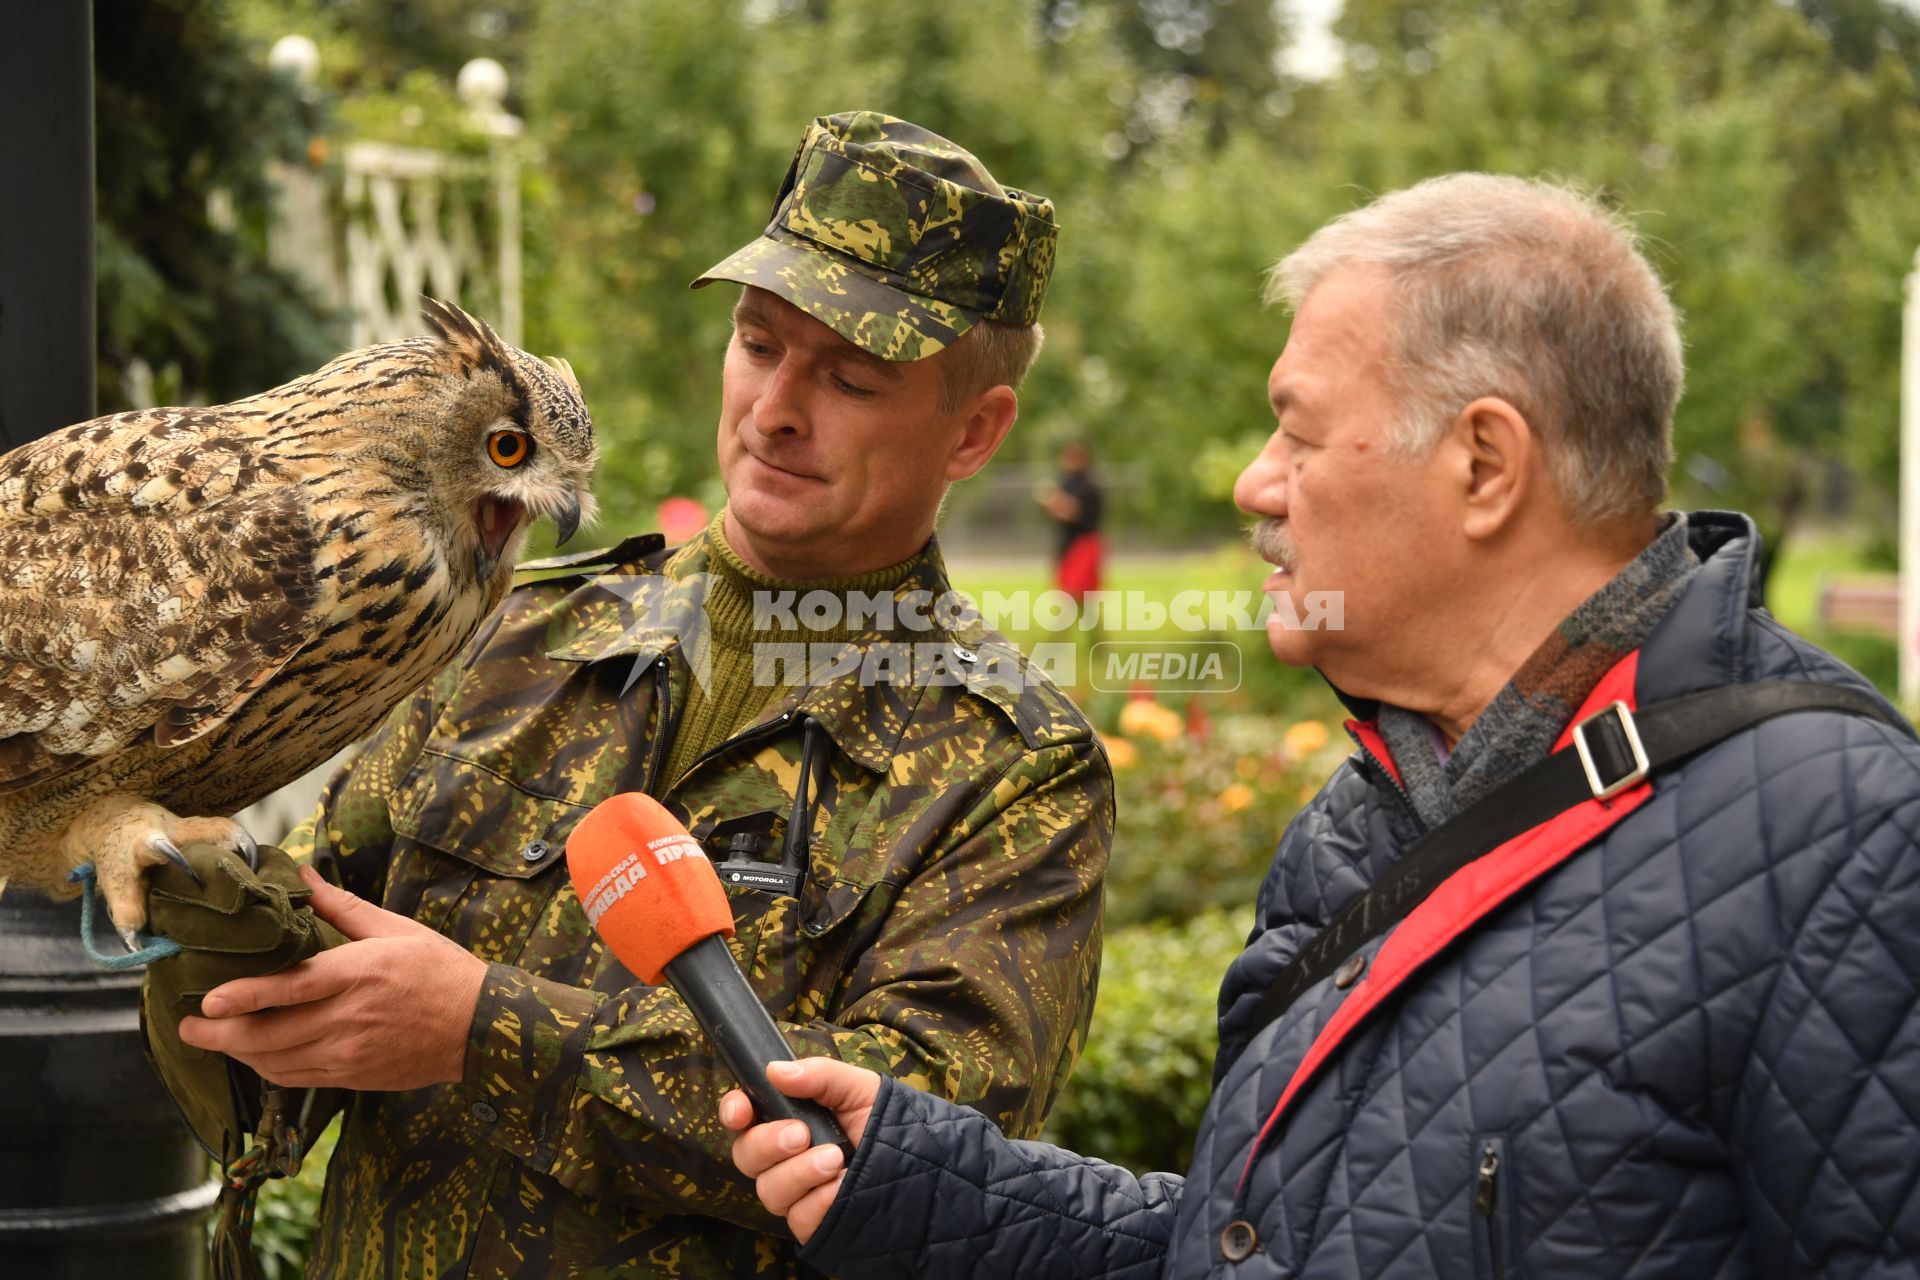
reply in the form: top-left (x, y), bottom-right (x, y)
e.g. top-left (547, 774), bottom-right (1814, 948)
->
top-left (797, 513), bottom-right (1920, 1279)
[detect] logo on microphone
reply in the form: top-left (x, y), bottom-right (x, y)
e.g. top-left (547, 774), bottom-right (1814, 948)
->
top-left (579, 832), bottom-right (704, 926)
top-left (580, 852), bottom-right (645, 927)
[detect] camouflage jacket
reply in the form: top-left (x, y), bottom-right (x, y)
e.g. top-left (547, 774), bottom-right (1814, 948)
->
top-left (286, 528), bottom-right (1113, 1278)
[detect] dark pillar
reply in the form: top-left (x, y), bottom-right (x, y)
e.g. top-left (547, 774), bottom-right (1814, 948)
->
top-left (0, 897), bottom-right (219, 1277)
top-left (0, 5), bottom-right (218, 1276)
top-left (0, 1), bottom-right (97, 443)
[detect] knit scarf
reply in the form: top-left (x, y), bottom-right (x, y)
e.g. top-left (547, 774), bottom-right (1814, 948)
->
top-left (1377, 514), bottom-right (1699, 830)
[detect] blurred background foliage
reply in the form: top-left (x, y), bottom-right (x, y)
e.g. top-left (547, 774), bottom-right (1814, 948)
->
top-left (120, 0), bottom-right (1920, 566)
top-left (97, 0), bottom-right (1920, 1195)
top-left (1041, 905), bottom-right (1254, 1173)
top-left (95, 0), bottom-right (336, 410)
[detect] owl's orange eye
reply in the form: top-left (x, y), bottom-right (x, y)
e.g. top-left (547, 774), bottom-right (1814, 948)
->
top-left (488, 430), bottom-right (532, 468)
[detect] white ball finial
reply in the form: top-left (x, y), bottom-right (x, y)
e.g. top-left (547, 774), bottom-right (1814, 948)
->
top-left (268, 34), bottom-right (320, 86)
top-left (458, 57), bottom-right (510, 108)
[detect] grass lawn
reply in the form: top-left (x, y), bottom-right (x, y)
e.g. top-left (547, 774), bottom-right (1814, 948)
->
top-left (1766, 525), bottom-right (1889, 633)
top-left (1761, 526), bottom-right (1901, 702)
top-left (946, 542), bottom-right (1269, 608)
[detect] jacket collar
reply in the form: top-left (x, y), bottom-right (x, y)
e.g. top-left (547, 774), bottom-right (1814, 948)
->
top-left (544, 533), bottom-right (715, 672)
top-left (542, 529), bottom-right (1042, 771)
top-left (1633, 509), bottom-right (1763, 701)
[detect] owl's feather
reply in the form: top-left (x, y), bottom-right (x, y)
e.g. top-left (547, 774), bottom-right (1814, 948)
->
top-left (0, 434), bottom-right (320, 780)
top-left (0, 299), bottom-right (596, 935)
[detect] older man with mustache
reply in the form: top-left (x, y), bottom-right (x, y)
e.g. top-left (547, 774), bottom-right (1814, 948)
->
top-left (724, 173), bottom-right (1920, 1278)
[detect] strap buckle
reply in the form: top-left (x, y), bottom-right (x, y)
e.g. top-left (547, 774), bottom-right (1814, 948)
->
top-left (1571, 701), bottom-right (1649, 801)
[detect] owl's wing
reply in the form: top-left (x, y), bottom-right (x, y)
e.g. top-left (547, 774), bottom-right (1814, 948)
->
top-left (0, 442), bottom-right (322, 793)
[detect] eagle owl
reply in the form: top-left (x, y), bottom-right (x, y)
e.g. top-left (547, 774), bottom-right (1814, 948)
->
top-left (0, 299), bottom-right (595, 945)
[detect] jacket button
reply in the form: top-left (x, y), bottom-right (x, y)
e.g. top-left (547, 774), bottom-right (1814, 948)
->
top-left (1220, 1219), bottom-right (1258, 1262)
top-left (951, 644), bottom-right (978, 663)
top-left (1334, 952), bottom-right (1367, 989)
top-left (471, 1101), bottom-right (498, 1124)
top-left (521, 839), bottom-right (550, 864)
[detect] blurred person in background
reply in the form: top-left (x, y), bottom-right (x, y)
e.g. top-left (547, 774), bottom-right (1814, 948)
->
top-left (1039, 438), bottom-right (1104, 602)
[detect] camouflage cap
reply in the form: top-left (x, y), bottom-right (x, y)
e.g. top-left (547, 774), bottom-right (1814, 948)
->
top-left (693, 111), bottom-right (1058, 360)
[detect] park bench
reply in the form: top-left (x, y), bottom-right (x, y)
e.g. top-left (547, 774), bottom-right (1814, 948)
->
top-left (1816, 575), bottom-right (1900, 635)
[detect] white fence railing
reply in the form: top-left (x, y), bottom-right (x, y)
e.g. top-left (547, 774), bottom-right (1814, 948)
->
top-left (338, 138), bottom-right (522, 348)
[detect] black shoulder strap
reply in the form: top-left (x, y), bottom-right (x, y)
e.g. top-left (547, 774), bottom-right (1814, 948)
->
top-left (1221, 680), bottom-right (1901, 1076)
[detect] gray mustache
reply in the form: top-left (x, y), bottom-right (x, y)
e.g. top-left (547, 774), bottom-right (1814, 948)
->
top-left (1247, 518), bottom-right (1296, 572)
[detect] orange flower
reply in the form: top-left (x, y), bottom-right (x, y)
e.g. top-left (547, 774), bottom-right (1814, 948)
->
top-left (1119, 699), bottom-right (1183, 743)
top-left (1219, 782), bottom-right (1256, 814)
top-left (1102, 735), bottom-right (1140, 769)
top-left (1283, 720), bottom-right (1330, 758)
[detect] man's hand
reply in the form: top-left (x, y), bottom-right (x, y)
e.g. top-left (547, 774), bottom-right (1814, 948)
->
top-left (721, 1057), bottom-right (880, 1245)
top-left (177, 864), bottom-right (487, 1090)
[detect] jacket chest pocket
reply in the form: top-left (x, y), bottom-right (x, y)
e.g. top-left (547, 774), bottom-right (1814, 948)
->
top-left (388, 753), bottom-right (593, 968)
top-left (715, 869), bottom-right (882, 1023)
top-left (676, 749), bottom-right (893, 1016)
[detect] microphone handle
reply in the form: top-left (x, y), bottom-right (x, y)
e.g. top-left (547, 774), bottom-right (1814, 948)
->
top-left (664, 935), bottom-right (855, 1160)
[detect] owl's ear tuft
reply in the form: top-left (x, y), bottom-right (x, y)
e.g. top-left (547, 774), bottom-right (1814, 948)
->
top-left (420, 297), bottom-right (511, 375)
top-left (542, 355), bottom-right (584, 398)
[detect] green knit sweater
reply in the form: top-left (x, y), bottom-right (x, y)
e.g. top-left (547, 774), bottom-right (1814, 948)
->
top-left (661, 514), bottom-right (924, 788)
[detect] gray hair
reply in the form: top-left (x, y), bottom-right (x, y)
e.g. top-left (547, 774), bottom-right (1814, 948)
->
top-left (1267, 174), bottom-right (1682, 524)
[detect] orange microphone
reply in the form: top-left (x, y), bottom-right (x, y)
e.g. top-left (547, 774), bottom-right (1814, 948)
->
top-left (567, 792), bottom-right (852, 1155)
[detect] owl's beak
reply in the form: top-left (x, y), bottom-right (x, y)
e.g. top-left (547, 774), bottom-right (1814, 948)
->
top-left (553, 494), bottom-right (584, 547)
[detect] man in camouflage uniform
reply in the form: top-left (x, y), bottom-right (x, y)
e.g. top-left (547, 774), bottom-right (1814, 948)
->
top-left (178, 112), bottom-right (1112, 1277)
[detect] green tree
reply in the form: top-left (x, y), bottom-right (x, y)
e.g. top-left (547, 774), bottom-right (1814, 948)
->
top-left (235, 0), bottom-right (536, 103)
top-left (1314, 0), bottom-right (1920, 579)
top-left (1055, 0), bottom-right (1288, 143)
top-left (237, 0), bottom-right (1920, 560)
top-left (521, 0), bottom-right (1142, 530)
top-left (95, 0), bottom-right (335, 411)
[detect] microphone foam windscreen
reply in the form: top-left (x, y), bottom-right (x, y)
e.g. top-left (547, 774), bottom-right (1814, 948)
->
top-left (566, 792), bottom-right (734, 984)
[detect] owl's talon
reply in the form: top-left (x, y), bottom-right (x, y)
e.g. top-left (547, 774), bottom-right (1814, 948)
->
top-left (118, 925), bottom-right (140, 953)
top-left (236, 828), bottom-right (260, 871)
top-left (151, 836), bottom-right (202, 888)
